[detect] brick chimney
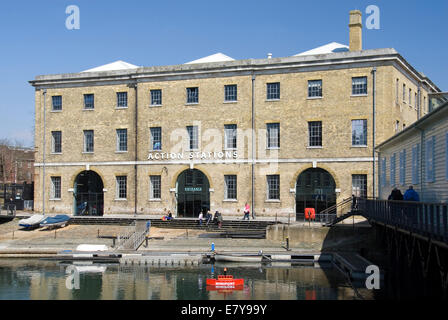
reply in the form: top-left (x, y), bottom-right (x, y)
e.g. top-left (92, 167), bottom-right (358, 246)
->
top-left (349, 10), bottom-right (362, 51)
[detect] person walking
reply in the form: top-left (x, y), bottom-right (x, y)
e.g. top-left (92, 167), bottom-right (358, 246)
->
top-left (403, 186), bottom-right (420, 202)
top-left (243, 203), bottom-right (250, 220)
top-left (388, 188), bottom-right (404, 201)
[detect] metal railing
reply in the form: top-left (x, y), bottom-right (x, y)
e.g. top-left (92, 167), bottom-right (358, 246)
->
top-left (116, 221), bottom-right (151, 250)
top-left (358, 198), bottom-right (448, 243)
top-left (315, 197), bottom-right (353, 225)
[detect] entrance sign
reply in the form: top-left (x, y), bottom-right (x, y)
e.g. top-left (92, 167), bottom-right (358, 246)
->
top-left (185, 187), bottom-right (202, 192)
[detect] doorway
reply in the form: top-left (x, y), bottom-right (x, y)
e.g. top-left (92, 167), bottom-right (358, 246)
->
top-left (176, 169), bottom-right (210, 218)
top-left (296, 168), bottom-right (337, 218)
top-left (73, 170), bottom-right (104, 216)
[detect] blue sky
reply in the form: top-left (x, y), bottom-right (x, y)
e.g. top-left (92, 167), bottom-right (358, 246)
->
top-left (0, 0), bottom-right (447, 147)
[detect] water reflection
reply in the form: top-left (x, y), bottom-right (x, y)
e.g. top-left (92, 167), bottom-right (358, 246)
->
top-left (0, 259), bottom-right (371, 300)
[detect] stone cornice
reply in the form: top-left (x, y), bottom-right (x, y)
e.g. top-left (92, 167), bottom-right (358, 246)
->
top-left (29, 48), bottom-right (439, 92)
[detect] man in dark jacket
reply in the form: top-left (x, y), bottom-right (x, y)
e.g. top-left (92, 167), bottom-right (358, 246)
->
top-left (388, 188), bottom-right (404, 201)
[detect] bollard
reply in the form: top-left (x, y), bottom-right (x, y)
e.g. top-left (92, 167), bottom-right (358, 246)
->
top-left (12, 231), bottom-right (14, 240)
top-left (54, 229), bottom-right (57, 239)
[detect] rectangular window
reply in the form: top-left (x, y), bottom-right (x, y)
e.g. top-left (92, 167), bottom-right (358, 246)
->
top-left (52, 96), bottom-right (62, 111)
top-left (399, 149), bottom-right (406, 186)
top-left (83, 130), bottom-right (94, 153)
top-left (446, 133), bottom-right (448, 181)
top-left (412, 144), bottom-right (420, 185)
top-left (224, 175), bottom-right (237, 200)
top-left (150, 89), bottom-right (162, 106)
top-left (415, 93), bottom-right (418, 110)
top-left (224, 124), bottom-right (237, 150)
top-left (116, 176), bottom-right (127, 199)
top-left (51, 176), bottom-right (61, 200)
top-left (51, 131), bottom-right (62, 153)
top-left (390, 153), bottom-right (396, 187)
top-left (403, 84), bottom-right (406, 102)
top-left (266, 82), bottom-right (280, 100)
top-left (116, 129), bottom-right (128, 152)
top-left (308, 80), bottom-right (322, 98)
top-left (381, 158), bottom-right (387, 187)
top-left (84, 94), bottom-right (94, 109)
top-left (308, 121), bottom-right (322, 147)
top-left (409, 89), bottom-right (412, 106)
top-left (352, 174), bottom-right (367, 198)
top-left (150, 127), bottom-right (162, 151)
top-left (267, 175), bottom-right (280, 200)
top-left (149, 175), bottom-right (161, 200)
top-left (352, 77), bottom-right (367, 95)
top-left (224, 85), bottom-right (237, 102)
top-left (425, 136), bottom-right (435, 183)
top-left (396, 79), bottom-right (399, 104)
top-left (186, 87), bottom-right (199, 104)
top-left (352, 119), bottom-right (367, 146)
top-left (117, 92), bottom-right (128, 108)
top-left (187, 126), bottom-right (199, 150)
top-left (266, 123), bottom-right (280, 149)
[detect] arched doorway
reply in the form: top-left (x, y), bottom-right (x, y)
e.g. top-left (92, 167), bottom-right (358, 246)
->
top-left (176, 169), bottom-right (210, 218)
top-left (296, 168), bottom-right (336, 218)
top-left (74, 170), bottom-right (104, 216)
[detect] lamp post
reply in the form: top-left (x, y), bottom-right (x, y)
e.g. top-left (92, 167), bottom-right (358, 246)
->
top-left (371, 67), bottom-right (377, 199)
top-left (42, 89), bottom-right (47, 215)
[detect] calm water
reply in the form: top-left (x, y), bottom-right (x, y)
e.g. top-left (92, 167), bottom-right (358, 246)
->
top-left (0, 259), bottom-right (375, 300)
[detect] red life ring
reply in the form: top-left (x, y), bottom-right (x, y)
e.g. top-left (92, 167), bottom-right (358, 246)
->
top-left (305, 208), bottom-right (316, 220)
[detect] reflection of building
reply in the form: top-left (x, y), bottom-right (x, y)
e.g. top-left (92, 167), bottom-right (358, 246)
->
top-left (30, 11), bottom-right (441, 219)
top-left (377, 98), bottom-right (448, 202)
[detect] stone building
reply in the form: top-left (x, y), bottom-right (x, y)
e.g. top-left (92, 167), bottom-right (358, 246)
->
top-left (30, 11), bottom-right (441, 219)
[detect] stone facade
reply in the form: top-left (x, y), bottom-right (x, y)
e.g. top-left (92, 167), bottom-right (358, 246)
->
top-left (30, 48), bottom-right (439, 219)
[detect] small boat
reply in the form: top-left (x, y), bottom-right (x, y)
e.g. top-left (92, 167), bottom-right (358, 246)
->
top-left (206, 275), bottom-right (244, 289)
top-left (214, 253), bottom-right (262, 263)
top-left (18, 215), bottom-right (46, 229)
top-left (40, 215), bottom-right (71, 229)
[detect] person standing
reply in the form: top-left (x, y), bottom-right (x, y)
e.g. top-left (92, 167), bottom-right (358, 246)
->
top-left (403, 186), bottom-right (420, 202)
top-left (243, 203), bottom-right (250, 220)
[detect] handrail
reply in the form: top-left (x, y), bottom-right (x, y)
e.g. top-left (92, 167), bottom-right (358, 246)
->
top-left (358, 198), bottom-right (448, 243)
top-left (320, 197), bottom-right (352, 215)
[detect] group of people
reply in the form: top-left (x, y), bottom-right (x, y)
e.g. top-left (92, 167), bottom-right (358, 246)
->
top-left (388, 185), bottom-right (420, 202)
top-left (164, 202), bottom-right (253, 227)
top-left (198, 210), bottom-right (223, 228)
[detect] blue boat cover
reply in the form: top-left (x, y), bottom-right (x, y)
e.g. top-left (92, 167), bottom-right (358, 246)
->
top-left (41, 215), bottom-right (71, 225)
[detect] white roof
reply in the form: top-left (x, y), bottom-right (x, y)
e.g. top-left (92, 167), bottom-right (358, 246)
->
top-left (81, 60), bottom-right (139, 73)
top-left (294, 42), bottom-right (349, 56)
top-left (185, 52), bottom-right (235, 64)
